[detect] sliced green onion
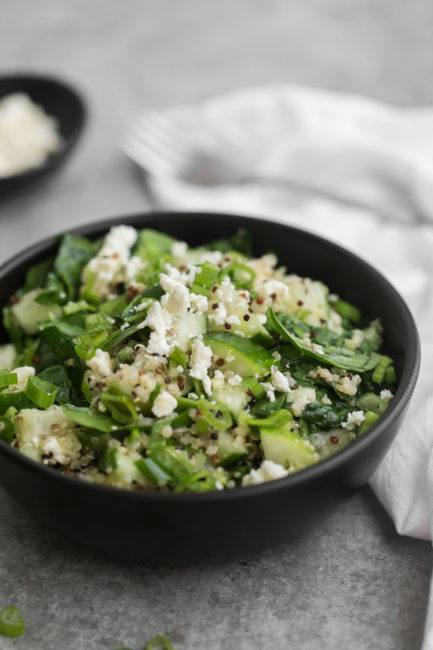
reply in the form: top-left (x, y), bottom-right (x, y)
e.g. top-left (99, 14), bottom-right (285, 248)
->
top-left (372, 356), bottom-right (392, 384)
top-left (25, 375), bottom-right (58, 409)
top-left (0, 605), bottom-right (25, 638)
top-left (196, 399), bottom-right (233, 432)
top-left (170, 410), bottom-right (192, 429)
top-left (169, 346), bottom-right (188, 369)
top-left (249, 393), bottom-right (285, 418)
top-left (144, 634), bottom-right (174, 650)
top-left (333, 299), bottom-right (361, 323)
top-left (385, 365), bottom-right (396, 384)
top-left (0, 370), bottom-right (17, 390)
top-left (245, 409), bottom-right (292, 429)
top-left (98, 446), bottom-right (117, 473)
top-left (221, 262), bottom-right (256, 288)
top-left (101, 386), bottom-right (138, 424)
top-left (176, 396), bottom-right (197, 410)
top-left (62, 405), bottom-right (115, 433)
top-left (74, 334), bottom-right (97, 360)
top-left (191, 261), bottom-right (220, 296)
top-left (360, 410), bottom-right (380, 433)
top-left (136, 457), bottom-right (171, 486)
top-left (0, 416), bottom-right (15, 443)
top-left (242, 377), bottom-right (266, 400)
top-left (0, 391), bottom-right (32, 415)
top-left (356, 392), bottom-right (383, 414)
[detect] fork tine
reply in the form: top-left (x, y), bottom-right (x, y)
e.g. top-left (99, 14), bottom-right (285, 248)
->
top-left (130, 122), bottom-right (187, 165)
top-left (122, 137), bottom-right (179, 177)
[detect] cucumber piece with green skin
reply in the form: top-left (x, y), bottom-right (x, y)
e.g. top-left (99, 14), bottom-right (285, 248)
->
top-left (217, 430), bottom-right (248, 468)
top-left (203, 332), bottom-right (273, 378)
top-left (212, 384), bottom-right (249, 417)
top-left (309, 429), bottom-right (355, 459)
top-left (11, 289), bottom-right (61, 335)
top-left (172, 312), bottom-right (207, 350)
top-left (261, 424), bottom-right (319, 470)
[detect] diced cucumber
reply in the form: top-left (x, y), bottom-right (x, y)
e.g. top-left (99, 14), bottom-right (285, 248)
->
top-left (212, 384), bottom-right (249, 417)
top-left (261, 424), bottom-right (319, 470)
top-left (107, 448), bottom-right (148, 488)
top-left (134, 229), bottom-right (175, 262)
top-left (217, 431), bottom-right (248, 467)
top-left (309, 429), bottom-right (355, 459)
top-left (11, 289), bottom-right (61, 335)
top-left (14, 405), bottom-right (80, 462)
top-left (203, 332), bottom-right (273, 378)
top-left (0, 344), bottom-right (16, 370)
top-left (173, 312), bottom-right (207, 350)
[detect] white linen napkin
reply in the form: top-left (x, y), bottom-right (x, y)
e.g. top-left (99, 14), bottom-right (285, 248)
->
top-left (122, 85), bottom-right (433, 647)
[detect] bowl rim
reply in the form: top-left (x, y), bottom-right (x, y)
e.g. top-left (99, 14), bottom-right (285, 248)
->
top-left (0, 210), bottom-right (421, 503)
top-left (0, 71), bottom-right (87, 182)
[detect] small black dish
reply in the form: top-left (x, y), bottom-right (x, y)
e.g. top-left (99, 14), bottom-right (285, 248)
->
top-left (0, 212), bottom-right (420, 564)
top-left (0, 73), bottom-right (86, 195)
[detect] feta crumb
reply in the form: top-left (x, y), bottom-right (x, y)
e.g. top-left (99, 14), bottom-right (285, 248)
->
top-left (271, 365), bottom-right (292, 393)
top-left (160, 273), bottom-right (191, 315)
top-left (171, 241), bottom-right (188, 257)
top-left (335, 374), bottom-right (361, 396)
top-left (151, 391), bottom-right (177, 418)
top-left (288, 386), bottom-right (316, 416)
top-left (345, 329), bottom-right (365, 350)
top-left (272, 351), bottom-right (281, 361)
top-left (242, 460), bottom-right (288, 486)
top-left (226, 314), bottom-right (241, 326)
top-left (211, 369), bottom-right (225, 391)
top-left (341, 410), bottom-right (365, 431)
top-left (380, 389), bottom-right (394, 401)
top-left (86, 349), bottom-right (113, 378)
top-left (227, 373), bottom-right (243, 386)
top-left (209, 303), bottom-right (227, 326)
top-left (190, 293), bottom-right (208, 313)
top-left (189, 339), bottom-right (213, 382)
top-left (144, 301), bottom-right (172, 356)
top-left (261, 382), bottom-right (275, 402)
top-left (14, 366), bottom-right (36, 387)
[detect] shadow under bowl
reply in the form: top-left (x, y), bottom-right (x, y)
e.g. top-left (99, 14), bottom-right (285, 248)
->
top-left (0, 73), bottom-right (86, 195)
top-left (0, 212), bottom-right (420, 564)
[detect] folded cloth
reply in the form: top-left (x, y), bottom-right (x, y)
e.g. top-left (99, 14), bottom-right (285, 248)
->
top-left (123, 85), bottom-right (433, 647)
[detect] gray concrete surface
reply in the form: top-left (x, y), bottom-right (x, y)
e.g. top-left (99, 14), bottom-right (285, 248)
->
top-left (0, 1), bottom-right (432, 648)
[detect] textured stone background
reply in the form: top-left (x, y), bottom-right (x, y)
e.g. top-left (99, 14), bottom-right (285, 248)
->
top-left (0, 1), bottom-right (432, 648)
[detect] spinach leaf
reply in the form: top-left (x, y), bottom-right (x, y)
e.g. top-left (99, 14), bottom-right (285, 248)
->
top-left (54, 234), bottom-right (98, 301)
top-left (267, 308), bottom-right (380, 373)
top-left (301, 401), bottom-right (350, 431)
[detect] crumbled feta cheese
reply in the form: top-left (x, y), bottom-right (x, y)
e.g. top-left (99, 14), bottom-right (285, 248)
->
top-left (261, 382), bottom-right (276, 402)
top-left (309, 367), bottom-right (339, 384)
top-left (209, 303), bottom-right (227, 326)
top-left (171, 241), bottom-right (188, 257)
top-left (190, 293), bottom-right (208, 313)
top-left (151, 391), bottom-right (177, 417)
top-left (227, 373), bottom-right (243, 386)
top-left (242, 460), bottom-right (288, 486)
top-left (272, 351), bottom-right (281, 361)
top-left (321, 395), bottom-right (332, 405)
top-left (335, 374), bottom-right (361, 396)
top-left (271, 365), bottom-right (292, 393)
top-left (14, 366), bottom-right (36, 388)
top-left (86, 349), bottom-right (113, 378)
top-left (380, 389), bottom-right (394, 401)
top-left (345, 329), bottom-right (365, 350)
top-left (144, 301), bottom-right (172, 356)
top-left (341, 410), bottom-right (365, 431)
top-left (288, 387), bottom-right (316, 416)
top-left (226, 315), bottom-right (240, 326)
top-left (189, 339), bottom-right (213, 384)
top-left (211, 369), bottom-right (225, 391)
top-left (160, 273), bottom-right (191, 315)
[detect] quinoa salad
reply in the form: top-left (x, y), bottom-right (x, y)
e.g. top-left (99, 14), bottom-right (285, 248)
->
top-left (0, 226), bottom-right (396, 492)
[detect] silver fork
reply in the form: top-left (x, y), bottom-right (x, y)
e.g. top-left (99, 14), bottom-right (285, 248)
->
top-left (121, 110), bottom-right (252, 185)
top-left (121, 110), bottom-right (396, 219)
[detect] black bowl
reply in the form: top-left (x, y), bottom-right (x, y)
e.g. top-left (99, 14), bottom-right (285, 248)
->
top-left (0, 73), bottom-right (86, 195)
top-left (0, 212), bottom-right (420, 564)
